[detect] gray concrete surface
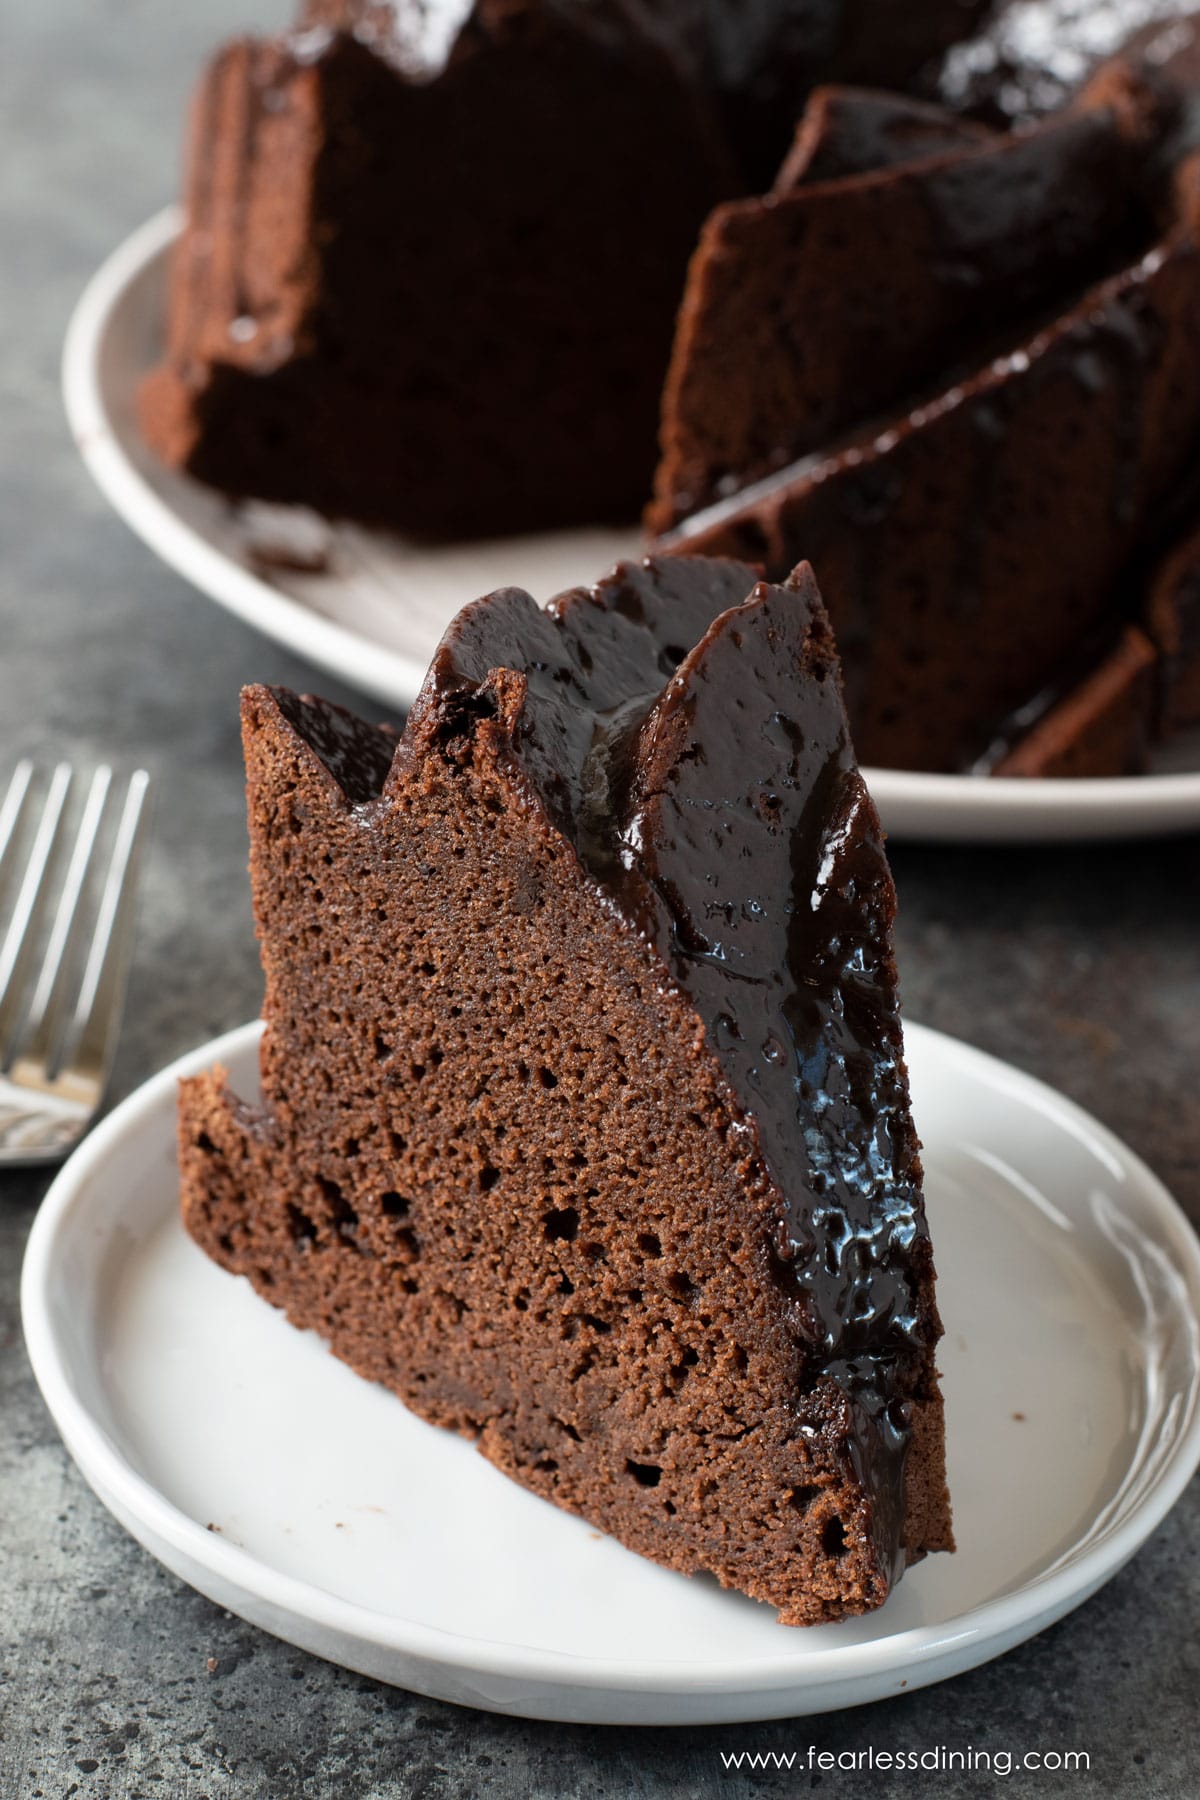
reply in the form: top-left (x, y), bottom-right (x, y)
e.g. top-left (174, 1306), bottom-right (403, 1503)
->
top-left (2, 3), bottom-right (1199, 1796)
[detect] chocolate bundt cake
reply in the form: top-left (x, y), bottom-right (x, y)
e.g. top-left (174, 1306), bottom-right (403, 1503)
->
top-left (178, 554), bottom-right (951, 1625)
top-left (139, 0), bottom-right (988, 541)
top-left (652, 61), bottom-right (1200, 773)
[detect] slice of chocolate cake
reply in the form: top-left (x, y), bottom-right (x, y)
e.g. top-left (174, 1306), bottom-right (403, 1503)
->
top-left (652, 56), bottom-right (1200, 776)
top-left (178, 554), bottom-right (950, 1625)
top-left (647, 92), bottom-right (1155, 537)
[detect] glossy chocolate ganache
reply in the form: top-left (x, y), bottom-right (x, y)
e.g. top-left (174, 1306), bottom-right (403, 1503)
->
top-left (180, 554), bottom-right (948, 1622)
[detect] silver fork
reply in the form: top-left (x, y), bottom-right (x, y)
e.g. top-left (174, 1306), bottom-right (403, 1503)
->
top-left (0, 762), bottom-right (153, 1164)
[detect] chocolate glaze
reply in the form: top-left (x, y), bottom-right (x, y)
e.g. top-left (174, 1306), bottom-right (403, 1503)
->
top-left (376, 556), bottom-right (930, 1558)
top-left (616, 574), bottom-right (922, 1359)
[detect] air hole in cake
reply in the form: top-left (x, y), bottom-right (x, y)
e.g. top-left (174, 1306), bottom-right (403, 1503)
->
top-left (554, 1418), bottom-right (582, 1443)
top-left (389, 1130), bottom-right (407, 1155)
top-left (664, 1500), bottom-right (677, 1515)
top-left (637, 1231), bottom-right (662, 1258)
top-left (823, 1516), bottom-right (848, 1557)
top-left (658, 642), bottom-right (688, 677)
top-left (626, 1287), bottom-right (643, 1306)
top-left (542, 1206), bottom-right (579, 1242)
top-left (558, 1275), bottom-right (575, 1296)
top-left (256, 1266), bottom-right (274, 1288)
top-left (286, 1203), bottom-right (316, 1248)
top-left (534, 1458), bottom-right (558, 1474)
top-left (411, 1062), bottom-right (426, 1082)
top-left (790, 1484), bottom-right (820, 1512)
top-left (733, 1346), bottom-right (748, 1371)
top-left (195, 1132), bottom-right (216, 1155)
top-left (402, 1277), bottom-right (419, 1295)
top-left (419, 961), bottom-right (435, 977)
top-left (682, 1348), bottom-right (700, 1368)
top-left (396, 1227), bottom-right (420, 1259)
top-left (627, 1460), bottom-right (662, 1488)
top-left (581, 1241), bottom-right (606, 1264)
top-left (344, 1136), bottom-right (359, 1158)
top-left (514, 1289), bottom-right (530, 1313)
top-left (667, 1271), bottom-right (697, 1300)
top-left (317, 1174), bottom-right (349, 1213)
top-left (318, 1178), bottom-right (361, 1249)
top-left (379, 1191), bottom-right (410, 1219)
top-left (430, 1046), bottom-right (444, 1067)
top-left (582, 1314), bottom-right (611, 1334)
top-left (479, 1164), bottom-right (501, 1192)
top-left (538, 1067), bottom-right (559, 1090)
top-left (217, 1232), bottom-right (232, 1256)
top-left (374, 1034), bottom-right (392, 1062)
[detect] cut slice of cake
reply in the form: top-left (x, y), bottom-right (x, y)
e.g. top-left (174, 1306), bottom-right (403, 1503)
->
top-left (647, 71), bottom-right (1161, 537)
top-left (652, 54), bottom-right (1200, 776)
top-left (178, 554), bottom-right (950, 1625)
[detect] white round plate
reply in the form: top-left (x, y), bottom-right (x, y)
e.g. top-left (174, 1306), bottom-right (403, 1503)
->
top-left (63, 210), bottom-right (1200, 843)
top-left (22, 1020), bottom-right (1200, 1724)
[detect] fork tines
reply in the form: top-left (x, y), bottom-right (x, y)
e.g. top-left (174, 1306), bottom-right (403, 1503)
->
top-left (0, 762), bottom-right (152, 1162)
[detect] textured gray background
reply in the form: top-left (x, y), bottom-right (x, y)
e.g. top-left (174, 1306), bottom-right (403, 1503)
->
top-left (2, 3), bottom-right (1199, 1796)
